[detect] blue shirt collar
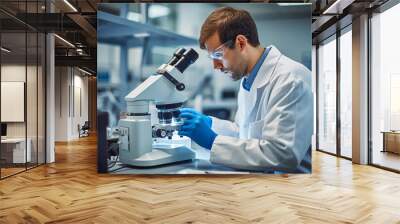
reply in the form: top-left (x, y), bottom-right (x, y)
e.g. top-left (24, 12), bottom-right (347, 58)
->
top-left (242, 47), bottom-right (271, 91)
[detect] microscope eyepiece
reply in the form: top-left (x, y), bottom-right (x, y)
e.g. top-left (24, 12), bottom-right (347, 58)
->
top-left (167, 48), bottom-right (186, 66)
top-left (174, 48), bottom-right (199, 73)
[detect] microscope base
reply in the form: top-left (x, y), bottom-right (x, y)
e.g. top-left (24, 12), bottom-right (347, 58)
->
top-left (120, 146), bottom-right (195, 167)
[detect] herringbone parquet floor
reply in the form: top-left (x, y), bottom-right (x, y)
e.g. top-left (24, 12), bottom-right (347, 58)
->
top-left (1, 135), bottom-right (400, 223)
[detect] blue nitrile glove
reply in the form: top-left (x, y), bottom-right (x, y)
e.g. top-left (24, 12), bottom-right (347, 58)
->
top-left (178, 108), bottom-right (217, 150)
top-left (180, 108), bottom-right (212, 128)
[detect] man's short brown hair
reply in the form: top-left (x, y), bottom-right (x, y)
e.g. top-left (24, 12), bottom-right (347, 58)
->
top-left (199, 7), bottom-right (260, 50)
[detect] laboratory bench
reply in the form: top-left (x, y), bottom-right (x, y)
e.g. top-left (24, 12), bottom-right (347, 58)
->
top-left (109, 148), bottom-right (268, 174)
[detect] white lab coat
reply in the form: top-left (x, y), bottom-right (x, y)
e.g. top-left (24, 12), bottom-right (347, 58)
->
top-left (210, 45), bottom-right (313, 173)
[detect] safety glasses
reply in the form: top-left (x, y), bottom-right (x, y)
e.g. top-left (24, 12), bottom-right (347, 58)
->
top-left (207, 39), bottom-right (233, 60)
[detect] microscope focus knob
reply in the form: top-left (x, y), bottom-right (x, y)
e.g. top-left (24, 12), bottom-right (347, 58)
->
top-left (154, 129), bottom-right (167, 138)
top-left (176, 83), bottom-right (185, 91)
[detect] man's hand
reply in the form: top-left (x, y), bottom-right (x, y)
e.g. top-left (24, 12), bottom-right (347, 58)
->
top-left (178, 108), bottom-right (217, 150)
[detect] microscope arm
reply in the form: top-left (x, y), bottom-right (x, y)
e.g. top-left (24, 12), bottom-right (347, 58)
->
top-left (124, 65), bottom-right (187, 114)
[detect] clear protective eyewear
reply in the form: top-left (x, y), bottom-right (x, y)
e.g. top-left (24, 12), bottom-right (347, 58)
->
top-left (207, 40), bottom-right (233, 60)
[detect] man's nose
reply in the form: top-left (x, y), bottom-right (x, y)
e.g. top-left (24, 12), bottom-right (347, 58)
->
top-left (213, 59), bottom-right (223, 70)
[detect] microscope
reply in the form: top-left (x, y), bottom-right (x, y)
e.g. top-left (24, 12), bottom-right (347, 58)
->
top-left (118, 48), bottom-right (199, 167)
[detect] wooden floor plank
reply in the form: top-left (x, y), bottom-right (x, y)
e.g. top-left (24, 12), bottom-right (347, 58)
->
top-left (1, 135), bottom-right (400, 223)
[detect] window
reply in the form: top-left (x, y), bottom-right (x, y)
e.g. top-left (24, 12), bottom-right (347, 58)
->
top-left (312, 46), bottom-right (317, 150)
top-left (317, 35), bottom-right (337, 154)
top-left (339, 27), bottom-right (352, 158)
top-left (370, 3), bottom-right (400, 171)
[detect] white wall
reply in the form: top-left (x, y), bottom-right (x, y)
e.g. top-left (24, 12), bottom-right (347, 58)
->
top-left (1, 65), bottom-right (26, 138)
top-left (72, 73), bottom-right (89, 138)
top-left (312, 46), bottom-right (317, 150)
top-left (1, 64), bottom-right (46, 163)
top-left (1, 82), bottom-right (25, 122)
top-left (1, 65), bottom-right (42, 137)
top-left (54, 67), bottom-right (89, 141)
top-left (55, 67), bottom-right (68, 141)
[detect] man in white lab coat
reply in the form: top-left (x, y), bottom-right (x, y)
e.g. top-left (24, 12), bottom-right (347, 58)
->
top-left (178, 7), bottom-right (313, 173)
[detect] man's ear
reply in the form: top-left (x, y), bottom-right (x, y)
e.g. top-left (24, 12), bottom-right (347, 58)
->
top-left (236, 34), bottom-right (247, 50)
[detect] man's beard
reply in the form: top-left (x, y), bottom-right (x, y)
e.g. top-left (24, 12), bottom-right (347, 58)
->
top-left (223, 59), bottom-right (247, 81)
top-left (222, 68), bottom-right (245, 81)
top-left (230, 71), bottom-right (245, 81)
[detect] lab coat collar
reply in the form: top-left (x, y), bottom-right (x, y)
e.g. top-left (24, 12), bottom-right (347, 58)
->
top-left (239, 45), bottom-right (282, 123)
top-left (252, 45), bottom-right (282, 90)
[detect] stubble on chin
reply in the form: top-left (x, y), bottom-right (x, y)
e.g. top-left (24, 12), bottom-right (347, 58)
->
top-left (228, 71), bottom-right (245, 81)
